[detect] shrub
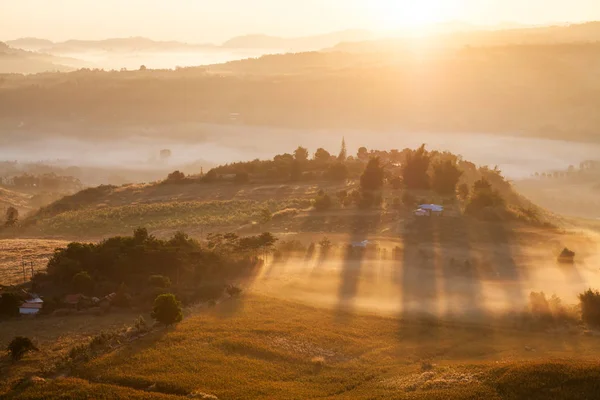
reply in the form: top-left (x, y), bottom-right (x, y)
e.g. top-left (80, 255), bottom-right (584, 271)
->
top-left (226, 285), bottom-right (243, 297)
top-left (151, 293), bottom-right (183, 326)
top-left (166, 170), bottom-right (185, 182)
top-left (7, 336), bottom-right (38, 361)
top-left (148, 275), bottom-right (171, 289)
top-left (134, 315), bottom-right (149, 333)
top-left (313, 193), bottom-right (333, 211)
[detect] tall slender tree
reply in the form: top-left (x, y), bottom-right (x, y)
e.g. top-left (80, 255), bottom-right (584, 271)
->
top-left (337, 137), bottom-right (347, 161)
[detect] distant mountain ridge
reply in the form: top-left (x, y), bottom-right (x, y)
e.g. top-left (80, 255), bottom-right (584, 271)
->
top-left (0, 41), bottom-right (85, 73)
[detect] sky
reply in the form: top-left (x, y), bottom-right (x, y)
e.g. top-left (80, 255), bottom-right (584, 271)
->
top-left (2, 0), bottom-right (600, 43)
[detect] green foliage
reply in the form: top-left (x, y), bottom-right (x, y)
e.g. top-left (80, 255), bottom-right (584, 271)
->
top-left (313, 193), bottom-right (333, 211)
top-left (72, 271), bottom-right (94, 295)
top-left (148, 275), bottom-right (171, 289)
top-left (7, 336), bottom-right (38, 361)
top-left (360, 157), bottom-right (384, 191)
top-left (402, 144), bottom-right (431, 190)
top-left (0, 292), bottom-right (22, 317)
top-left (431, 160), bottom-right (463, 195)
top-left (151, 293), bottom-right (183, 326)
top-left (579, 288), bottom-right (600, 327)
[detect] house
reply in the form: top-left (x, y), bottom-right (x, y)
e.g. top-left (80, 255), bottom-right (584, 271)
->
top-left (414, 204), bottom-right (444, 217)
top-left (19, 296), bottom-right (43, 315)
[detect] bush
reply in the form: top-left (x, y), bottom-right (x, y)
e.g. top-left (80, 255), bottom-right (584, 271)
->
top-left (7, 336), bottom-right (38, 361)
top-left (226, 285), bottom-right (243, 297)
top-left (151, 293), bottom-right (183, 326)
top-left (166, 170), bottom-right (185, 182)
top-left (148, 275), bottom-right (171, 289)
top-left (579, 289), bottom-right (600, 327)
top-left (313, 193), bottom-right (333, 211)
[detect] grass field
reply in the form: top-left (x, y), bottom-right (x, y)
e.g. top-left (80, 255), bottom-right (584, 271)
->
top-left (28, 198), bottom-right (313, 236)
top-left (0, 239), bottom-right (68, 286)
top-left (5, 295), bottom-right (600, 399)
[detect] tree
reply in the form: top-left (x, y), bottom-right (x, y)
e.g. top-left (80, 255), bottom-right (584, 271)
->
top-left (294, 146), bottom-right (309, 162)
top-left (579, 288), bottom-right (600, 327)
top-left (0, 292), bottom-right (21, 317)
top-left (326, 162), bottom-right (348, 181)
top-left (5, 207), bottom-right (18, 227)
top-left (148, 275), bottom-right (171, 289)
top-left (337, 137), bottom-right (347, 161)
top-left (357, 147), bottom-right (369, 161)
top-left (457, 183), bottom-right (469, 200)
top-left (360, 157), bottom-right (384, 191)
top-left (390, 176), bottom-right (403, 190)
top-left (290, 161), bottom-right (302, 181)
top-left (72, 271), bottom-right (93, 295)
top-left (402, 144), bottom-right (431, 190)
top-left (7, 337), bottom-right (38, 361)
top-left (431, 160), bottom-right (463, 195)
top-left (112, 283), bottom-right (132, 308)
top-left (151, 293), bottom-right (183, 326)
top-left (166, 170), bottom-right (185, 182)
top-left (314, 148), bottom-right (331, 163)
top-left (139, 65), bottom-right (147, 71)
top-left (234, 172), bottom-right (250, 184)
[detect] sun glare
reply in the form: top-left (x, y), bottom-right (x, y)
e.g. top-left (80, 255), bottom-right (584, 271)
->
top-left (371, 0), bottom-right (451, 32)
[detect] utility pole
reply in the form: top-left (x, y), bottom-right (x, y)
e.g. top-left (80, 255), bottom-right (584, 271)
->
top-left (21, 261), bottom-right (26, 283)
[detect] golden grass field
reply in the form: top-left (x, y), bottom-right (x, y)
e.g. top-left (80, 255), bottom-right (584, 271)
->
top-left (0, 239), bottom-right (68, 286)
top-left (5, 295), bottom-right (600, 399)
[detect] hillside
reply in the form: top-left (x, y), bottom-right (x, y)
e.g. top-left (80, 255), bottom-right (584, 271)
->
top-left (0, 42), bottom-right (82, 74)
top-left (5, 294), bottom-right (600, 399)
top-left (2, 43), bottom-right (600, 142)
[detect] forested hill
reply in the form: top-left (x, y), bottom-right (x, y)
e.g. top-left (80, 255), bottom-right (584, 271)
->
top-left (2, 43), bottom-right (600, 142)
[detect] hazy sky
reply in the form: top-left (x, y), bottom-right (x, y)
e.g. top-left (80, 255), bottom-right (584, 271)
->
top-left (3, 0), bottom-right (600, 42)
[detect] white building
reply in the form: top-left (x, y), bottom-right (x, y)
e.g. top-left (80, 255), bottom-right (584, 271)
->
top-left (19, 297), bottom-right (43, 315)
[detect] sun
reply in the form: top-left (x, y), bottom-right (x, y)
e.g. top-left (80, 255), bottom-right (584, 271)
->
top-left (370, 0), bottom-right (450, 32)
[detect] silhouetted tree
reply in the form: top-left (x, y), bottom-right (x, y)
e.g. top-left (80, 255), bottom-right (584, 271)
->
top-left (357, 147), bottom-right (369, 161)
top-left (290, 161), bottom-right (302, 181)
top-left (326, 162), bottom-right (348, 181)
top-left (457, 183), bottom-right (469, 200)
top-left (431, 160), bottom-right (463, 195)
top-left (234, 172), bottom-right (250, 184)
top-left (360, 157), bottom-right (384, 191)
top-left (314, 148), bottom-right (331, 163)
top-left (337, 137), bottom-right (347, 161)
top-left (294, 146), bottom-right (309, 162)
top-left (5, 207), bottom-right (18, 227)
top-left (402, 144), bottom-right (431, 190)
top-left (151, 293), bottom-right (183, 326)
top-left (139, 65), bottom-right (147, 71)
top-left (0, 292), bottom-right (21, 317)
top-left (166, 170), bottom-right (185, 182)
top-left (72, 271), bottom-right (93, 295)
